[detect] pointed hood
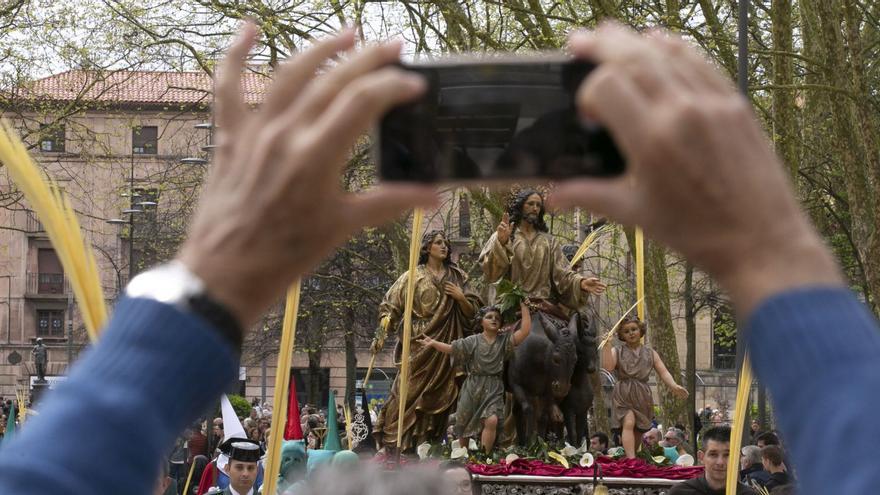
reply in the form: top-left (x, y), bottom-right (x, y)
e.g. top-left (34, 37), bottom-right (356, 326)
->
top-left (3, 400), bottom-right (15, 444)
top-left (323, 392), bottom-right (342, 452)
top-left (221, 394), bottom-right (247, 442)
top-left (284, 378), bottom-right (304, 441)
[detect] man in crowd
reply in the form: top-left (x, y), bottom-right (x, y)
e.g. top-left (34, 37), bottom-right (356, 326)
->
top-left (219, 441), bottom-right (261, 495)
top-left (590, 432), bottom-right (609, 455)
top-left (668, 427), bottom-right (756, 495)
top-left (740, 445), bottom-right (770, 487)
top-left (756, 431), bottom-right (781, 449)
top-left (762, 445), bottom-right (791, 491)
top-left (0, 21), bottom-right (876, 495)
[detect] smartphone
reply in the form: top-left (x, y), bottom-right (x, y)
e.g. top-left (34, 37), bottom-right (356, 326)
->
top-left (376, 55), bottom-right (625, 183)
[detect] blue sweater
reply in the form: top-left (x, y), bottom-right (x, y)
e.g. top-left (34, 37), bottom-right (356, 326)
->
top-left (0, 288), bottom-right (876, 494)
top-left (0, 298), bottom-right (238, 493)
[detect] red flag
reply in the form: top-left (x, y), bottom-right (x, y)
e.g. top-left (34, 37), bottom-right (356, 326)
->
top-left (284, 378), bottom-right (304, 440)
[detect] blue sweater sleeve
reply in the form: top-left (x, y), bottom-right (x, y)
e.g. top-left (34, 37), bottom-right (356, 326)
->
top-left (0, 297), bottom-right (239, 494)
top-left (747, 287), bottom-right (880, 495)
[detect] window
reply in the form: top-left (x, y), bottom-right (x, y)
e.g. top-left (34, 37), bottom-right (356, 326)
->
top-left (712, 305), bottom-right (736, 370)
top-left (458, 194), bottom-right (471, 238)
top-left (132, 126), bottom-right (158, 154)
top-left (39, 124), bottom-right (65, 152)
top-left (37, 248), bottom-right (64, 294)
top-left (37, 309), bottom-right (64, 337)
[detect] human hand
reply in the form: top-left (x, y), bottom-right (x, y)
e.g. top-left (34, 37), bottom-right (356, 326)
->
top-left (496, 212), bottom-right (512, 245)
top-left (671, 384), bottom-right (689, 400)
top-left (417, 336), bottom-right (435, 349)
top-left (444, 282), bottom-right (466, 302)
top-left (580, 277), bottom-right (606, 295)
top-left (177, 24), bottom-right (436, 327)
top-left (551, 24), bottom-right (842, 316)
top-left (370, 338), bottom-right (383, 355)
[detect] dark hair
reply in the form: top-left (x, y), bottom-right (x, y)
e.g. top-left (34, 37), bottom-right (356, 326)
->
top-left (473, 306), bottom-right (503, 332)
top-left (508, 189), bottom-right (548, 236)
top-left (756, 431), bottom-right (780, 446)
top-left (590, 432), bottom-right (609, 448)
top-left (418, 230), bottom-right (453, 266)
top-left (702, 426), bottom-right (731, 445)
top-left (617, 316), bottom-right (647, 341)
top-left (761, 444), bottom-right (784, 466)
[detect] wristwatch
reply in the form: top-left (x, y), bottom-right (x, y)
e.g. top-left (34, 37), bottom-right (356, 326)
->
top-left (126, 260), bottom-right (243, 351)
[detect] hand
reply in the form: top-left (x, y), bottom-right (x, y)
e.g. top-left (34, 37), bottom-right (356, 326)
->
top-left (580, 277), bottom-right (606, 295)
top-left (671, 384), bottom-right (689, 400)
top-left (417, 336), bottom-right (435, 349)
top-left (444, 282), bottom-right (466, 302)
top-left (496, 212), bottom-right (512, 245)
top-left (177, 24), bottom-right (436, 327)
top-left (370, 338), bottom-right (383, 355)
top-left (551, 24), bottom-right (842, 316)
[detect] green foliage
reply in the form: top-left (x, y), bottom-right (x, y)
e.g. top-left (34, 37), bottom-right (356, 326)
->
top-left (227, 394), bottom-right (252, 419)
top-left (494, 278), bottom-right (526, 323)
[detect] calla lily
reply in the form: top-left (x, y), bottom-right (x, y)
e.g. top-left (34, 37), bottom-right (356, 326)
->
top-left (417, 442), bottom-right (431, 460)
top-left (468, 438), bottom-right (478, 451)
top-left (579, 452), bottom-right (594, 467)
top-left (560, 443), bottom-right (578, 457)
top-left (451, 446), bottom-right (468, 459)
top-left (676, 454), bottom-right (695, 466)
top-left (505, 453), bottom-right (520, 464)
top-left (547, 451), bottom-right (570, 468)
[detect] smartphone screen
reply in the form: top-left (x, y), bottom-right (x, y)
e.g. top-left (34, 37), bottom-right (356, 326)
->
top-left (377, 58), bottom-right (625, 183)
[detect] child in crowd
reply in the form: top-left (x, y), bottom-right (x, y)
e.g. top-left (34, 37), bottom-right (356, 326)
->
top-left (419, 303), bottom-right (531, 453)
top-left (602, 316), bottom-right (689, 459)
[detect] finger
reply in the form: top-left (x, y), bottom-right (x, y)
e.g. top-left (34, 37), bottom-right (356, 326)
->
top-left (342, 184), bottom-right (438, 233)
top-left (548, 177), bottom-right (637, 225)
top-left (306, 67), bottom-right (426, 169)
top-left (294, 41), bottom-right (405, 123)
top-left (647, 30), bottom-right (733, 96)
top-left (261, 29), bottom-right (357, 120)
top-left (215, 22), bottom-right (258, 135)
top-left (568, 23), bottom-right (655, 66)
top-left (576, 65), bottom-right (652, 166)
top-left (502, 212), bottom-right (510, 224)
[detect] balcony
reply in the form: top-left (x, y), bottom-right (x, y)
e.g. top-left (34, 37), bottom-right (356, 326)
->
top-left (26, 272), bottom-right (70, 297)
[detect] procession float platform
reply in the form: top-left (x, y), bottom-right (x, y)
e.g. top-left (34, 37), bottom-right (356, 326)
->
top-left (467, 457), bottom-right (702, 495)
top-left (472, 474), bottom-right (681, 495)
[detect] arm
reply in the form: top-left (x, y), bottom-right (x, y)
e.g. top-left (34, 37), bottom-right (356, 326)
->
top-left (478, 228), bottom-right (513, 284)
top-left (601, 343), bottom-right (617, 373)
top-left (652, 350), bottom-right (688, 399)
top-left (0, 27), bottom-right (434, 495)
top-left (512, 303), bottom-right (532, 346)
top-left (0, 298), bottom-right (238, 494)
top-left (444, 281), bottom-right (475, 317)
top-left (555, 26), bottom-right (850, 495)
top-left (372, 272), bottom-right (407, 353)
top-left (418, 335), bottom-right (452, 354)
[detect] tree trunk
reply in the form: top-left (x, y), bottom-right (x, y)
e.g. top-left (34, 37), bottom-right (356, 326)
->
top-left (811, 0), bottom-right (879, 311)
top-left (344, 308), bottom-right (358, 416)
top-left (770, 0), bottom-right (799, 180)
top-left (590, 371), bottom-right (609, 437)
top-left (308, 349), bottom-right (322, 406)
top-left (645, 241), bottom-right (688, 429)
top-left (684, 261), bottom-right (697, 451)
